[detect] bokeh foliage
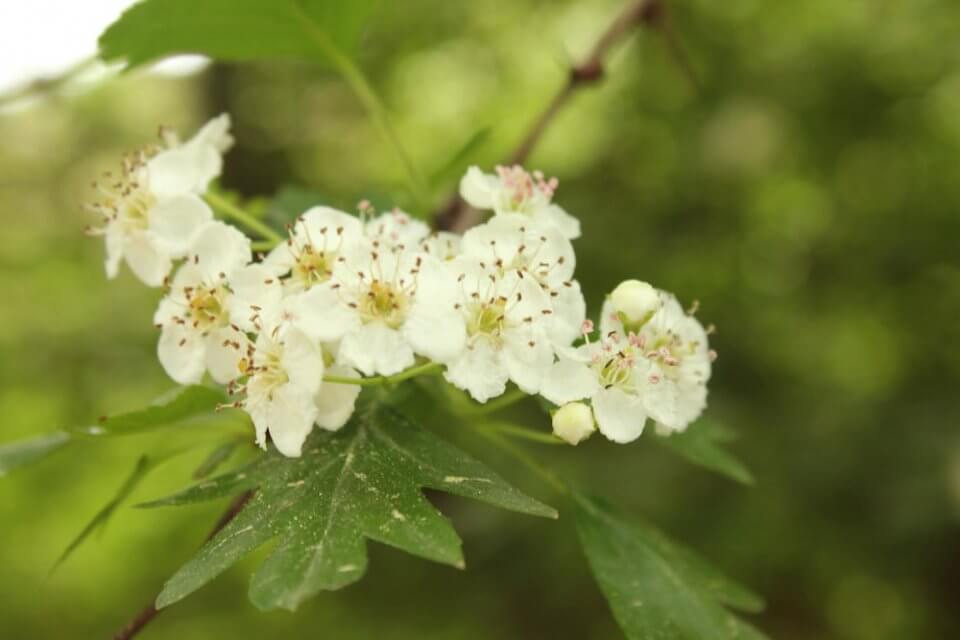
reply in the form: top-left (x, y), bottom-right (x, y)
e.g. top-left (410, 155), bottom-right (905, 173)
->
top-left (1, 0), bottom-right (959, 638)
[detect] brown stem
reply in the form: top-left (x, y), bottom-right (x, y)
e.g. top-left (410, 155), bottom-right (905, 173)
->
top-left (435, 0), bottom-right (665, 233)
top-left (112, 490), bottom-right (255, 640)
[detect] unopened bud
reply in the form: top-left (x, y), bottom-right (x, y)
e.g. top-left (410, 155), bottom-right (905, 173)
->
top-left (610, 280), bottom-right (660, 327)
top-left (552, 402), bottom-right (596, 446)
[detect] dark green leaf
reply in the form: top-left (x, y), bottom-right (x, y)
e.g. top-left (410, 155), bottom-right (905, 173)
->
top-left (84, 385), bottom-right (229, 437)
top-left (193, 441), bottom-right (242, 480)
top-left (146, 401), bottom-right (557, 611)
top-left (574, 493), bottom-right (765, 640)
top-left (428, 127), bottom-right (491, 189)
top-left (0, 431), bottom-right (71, 477)
top-left (653, 420), bottom-right (754, 485)
top-left (99, 0), bottom-right (379, 67)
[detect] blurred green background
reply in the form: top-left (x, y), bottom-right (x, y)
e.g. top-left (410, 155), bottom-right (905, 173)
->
top-left (2, 0), bottom-right (959, 638)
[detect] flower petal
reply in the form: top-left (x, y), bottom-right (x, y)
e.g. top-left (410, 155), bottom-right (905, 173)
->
top-left (286, 283), bottom-right (360, 343)
top-left (228, 263), bottom-right (284, 332)
top-left (338, 322), bottom-right (415, 376)
top-left (204, 326), bottom-right (246, 384)
top-left (148, 194), bottom-right (214, 257)
top-left (593, 387), bottom-right (647, 443)
top-left (280, 327), bottom-right (324, 394)
top-left (535, 203), bottom-right (581, 239)
top-left (157, 324), bottom-right (206, 384)
top-left (314, 365), bottom-right (362, 431)
top-left (459, 166), bottom-right (497, 209)
top-left (443, 339), bottom-right (509, 403)
top-left (541, 358), bottom-right (599, 405)
top-left (124, 233), bottom-right (172, 287)
top-left (187, 221), bottom-right (251, 281)
top-left (257, 383), bottom-right (318, 458)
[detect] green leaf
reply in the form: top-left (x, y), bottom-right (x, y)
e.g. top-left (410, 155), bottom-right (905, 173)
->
top-left (574, 494), bottom-right (765, 640)
top-left (0, 431), bottom-right (71, 477)
top-left (83, 385), bottom-right (229, 437)
top-left (193, 441), bottom-right (242, 480)
top-left (51, 450), bottom-right (185, 573)
top-left (653, 420), bottom-right (754, 485)
top-left (428, 128), bottom-right (491, 189)
top-left (145, 401), bottom-right (557, 611)
top-left (99, 0), bottom-right (379, 67)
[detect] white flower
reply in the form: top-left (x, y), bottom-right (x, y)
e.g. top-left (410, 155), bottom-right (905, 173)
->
top-left (263, 206), bottom-right (364, 294)
top-left (419, 231), bottom-right (462, 261)
top-left (460, 165), bottom-right (581, 239)
top-left (154, 222), bottom-right (281, 384)
top-left (291, 240), bottom-right (464, 376)
top-left (364, 209), bottom-right (430, 250)
top-left (87, 114), bottom-right (233, 286)
top-left (441, 258), bottom-right (555, 403)
top-left (552, 402), bottom-right (596, 445)
top-left (460, 214), bottom-right (585, 347)
top-left (233, 325), bottom-right (324, 458)
top-left (541, 290), bottom-right (714, 443)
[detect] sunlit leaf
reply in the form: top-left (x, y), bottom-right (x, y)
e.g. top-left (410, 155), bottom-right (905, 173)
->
top-left (193, 441), bottom-right (242, 479)
top-left (99, 0), bottom-right (380, 67)
top-left (0, 431), bottom-right (71, 477)
top-left (83, 385), bottom-right (230, 437)
top-left (143, 400), bottom-right (557, 611)
top-left (574, 493), bottom-right (765, 640)
top-left (653, 420), bottom-right (754, 485)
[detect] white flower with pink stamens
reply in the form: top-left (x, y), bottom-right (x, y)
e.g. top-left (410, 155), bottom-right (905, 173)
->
top-left (541, 288), bottom-right (714, 442)
top-left (364, 208), bottom-right (431, 250)
top-left (459, 165), bottom-right (581, 239)
top-left (86, 114), bottom-right (233, 286)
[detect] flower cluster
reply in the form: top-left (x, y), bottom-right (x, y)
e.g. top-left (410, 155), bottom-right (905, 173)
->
top-left (88, 116), bottom-right (715, 456)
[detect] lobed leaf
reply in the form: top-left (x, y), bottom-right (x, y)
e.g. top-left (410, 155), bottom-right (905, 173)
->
top-left (653, 420), bottom-right (754, 485)
top-left (148, 401), bottom-right (557, 611)
top-left (574, 493), bottom-right (765, 640)
top-left (99, 0), bottom-right (379, 67)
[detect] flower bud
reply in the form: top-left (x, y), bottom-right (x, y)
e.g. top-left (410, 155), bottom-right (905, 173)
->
top-left (610, 280), bottom-right (660, 327)
top-left (552, 402), bottom-right (596, 446)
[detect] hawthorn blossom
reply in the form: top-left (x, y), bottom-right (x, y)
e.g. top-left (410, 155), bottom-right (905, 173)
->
top-left (460, 214), bottom-right (585, 347)
top-left (541, 286), bottom-right (714, 443)
top-left (232, 325), bottom-right (325, 457)
top-left (263, 206), bottom-right (364, 294)
top-left (460, 165), bottom-right (581, 239)
top-left (154, 222), bottom-right (280, 384)
top-left (292, 240), bottom-right (464, 376)
top-left (87, 114), bottom-right (233, 286)
top-left (419, 231), bottom-right (462, 261)
top-left (552, 402), bottom-right (596, 445)
top-left (364, 208), bottom-right (430, 249)
top-left (440, 257), bottom-right (555, 403)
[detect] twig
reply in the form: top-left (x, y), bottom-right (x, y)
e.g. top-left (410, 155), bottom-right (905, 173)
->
top-left (434, 0), bottom-right (667, 233)
top-left (112, 490), bottom-right (255, 640)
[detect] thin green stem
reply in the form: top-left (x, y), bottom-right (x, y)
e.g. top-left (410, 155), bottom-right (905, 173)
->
top-left (469, 388), bottom-right (529, 415)
top-left (323, 361), bottom-right (442, 387)
top-left (479, 421), bottom-right (564, 445)
top-left (205, 192), bottom-right (283, 243)
top-left (287, 2), bottom-right (429, 210)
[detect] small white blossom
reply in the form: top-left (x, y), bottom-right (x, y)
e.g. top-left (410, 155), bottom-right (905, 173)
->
top-left (364, 208), bottom-right (430, 250)
top-left (460, 165), bottom-right (580, 239)
top-left (154, 222), bottom-right (280, 384)
top-left (609, 279), bottom-right (661, 328)
top-left (419, 231), bottom-right (462, 261)
top-left (87, 114), bottom-right (233, 286)
top-left (541, 289), bottom-right (714, 443)
top-left (440, 258), bottom-right (555, 402)
top-left (552, 402), bottom-right (596, 445)
top-left (291, 239), bottom-right (464, 376)
top-left (233, 325), bottom-right (324, 457)
top-left (460, 214), bottom-right (585, 347)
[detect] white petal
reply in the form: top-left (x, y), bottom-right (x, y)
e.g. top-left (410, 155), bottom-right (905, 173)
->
top-left (124, 234), bottom-right (172, 287)
top-left (443, 339), bottom-right (509, 403)
top-left (535, 203), bottom-right (581, 239)
top-left (593, 387), bottom-right (647, 443)
top-left (281, 327), bottom-right (324, 394)
top-left (365, 210), bottom-right (430, 248)
top-left (204, 326), bottom-right (246, 384)
top-left (147, 146), bottom-right (218, 198)
top-left (599, 298), bottom-right (624, 336)
top-left (403, 255), bottom-right (466, 361)
top-left (287, 284), bottom-right (361, 342)
top-left (314, 364), bottom-right (362, 431)
top-left (338, 322), bottom-right (414, 376)
top-left (104, 227), bottom-right (125, 280)
top-left (188, 221), bottom-right (252, 281)
top-left (148, 194), bottom-right (214, 257)
top-left (541, 358), bottom-right (599, 405)
top-left (459, 166), bottom-right (497, 209)
top-left (157, 324), bottom-right (205, 384)
top-left (502, 329), bottom-right (553, 394)
top-left (548, 280), bottom-right (587, 347)
top-left (187, 113), bottom-right (234, 154)
top-left (258, 384), bottom-right (318, 458)
top-left (228, 264), bottom-right (284, 332)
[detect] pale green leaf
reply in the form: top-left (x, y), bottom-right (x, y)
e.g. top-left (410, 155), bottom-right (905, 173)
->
top-left (574, 493), bottom-right (766, 640)
top-left (82, 385), bottom-right (229, 437)
top-left (0, 431), bottom-right (71, 477)
top-left (653, 420), bottom-right (754, 485)
top-left (146, 401), bottom-right (557, 611)
top-left (193, 441), bottom-right (242, 480)
top-left (99, 0), bottom-right (379, 67)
